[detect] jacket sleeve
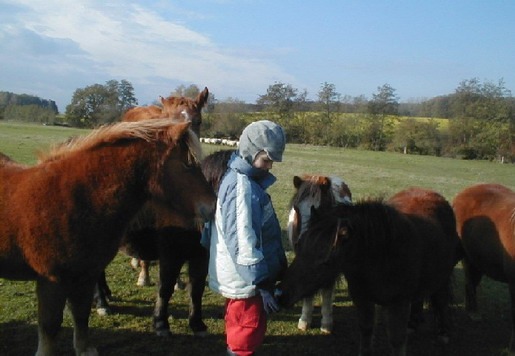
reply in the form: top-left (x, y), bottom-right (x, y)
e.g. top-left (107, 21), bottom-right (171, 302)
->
top-left (222, 173), bottom-right (270, 285)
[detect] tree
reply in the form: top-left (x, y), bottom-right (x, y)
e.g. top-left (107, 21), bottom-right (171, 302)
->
top-left (317, 82), bottom-right (340, 121)
top-left (65, 80), bottom-right (138, 128)
top-left (256, 82), bottom-right (298, 121)
top-left (367, 84), bottom-right (399, 150)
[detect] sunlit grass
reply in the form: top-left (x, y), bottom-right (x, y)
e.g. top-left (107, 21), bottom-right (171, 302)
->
top-left (0, 121), bottom-right (514, 355)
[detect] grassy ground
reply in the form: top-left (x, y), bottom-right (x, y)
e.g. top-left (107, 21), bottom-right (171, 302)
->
top-left (0, 121), bottom-right (514, 355)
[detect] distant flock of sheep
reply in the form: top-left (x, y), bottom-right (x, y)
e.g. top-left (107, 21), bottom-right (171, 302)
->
top-left (200, 137), bottom-right (239, 147)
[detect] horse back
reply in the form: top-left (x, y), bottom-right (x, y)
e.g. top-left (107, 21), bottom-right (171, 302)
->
top-left (122, 106), bottom-right (164, 122)
top-left (453, 184), bottom-right (515, 281)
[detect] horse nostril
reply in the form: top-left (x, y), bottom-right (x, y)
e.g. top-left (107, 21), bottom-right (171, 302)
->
top-left (199, 202), bottom-right (215, 221)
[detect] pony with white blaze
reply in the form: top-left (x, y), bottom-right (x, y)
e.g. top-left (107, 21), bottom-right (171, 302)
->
top-left (287, 175), bottom-right (352, 333)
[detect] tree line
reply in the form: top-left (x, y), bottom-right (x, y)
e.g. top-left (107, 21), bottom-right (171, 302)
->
top-left (1, 78), bottom-right (513, 162)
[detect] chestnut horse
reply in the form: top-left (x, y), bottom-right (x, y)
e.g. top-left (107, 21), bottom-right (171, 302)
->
top-left (0, 119), bottom-right (216, 355)
top-left (287, 175), bottom-right (352, 333)
top-left (95, 149), bottom-right (233, 337)
top-left (453, 183), bottom-right (515, 353)
top-left (279, 188), bottom-right (460, 356)
top-left (121, 87), bottom-right (209, 286)
top-left (122, 87), bottom-right (209, 136)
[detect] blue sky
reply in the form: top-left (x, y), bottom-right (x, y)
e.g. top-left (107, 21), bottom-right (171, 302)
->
top-left (1, 0), bottom-right (514, 112)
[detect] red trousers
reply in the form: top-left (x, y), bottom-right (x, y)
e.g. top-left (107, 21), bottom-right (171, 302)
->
top-left (225, 295), bottom-right (267, 356)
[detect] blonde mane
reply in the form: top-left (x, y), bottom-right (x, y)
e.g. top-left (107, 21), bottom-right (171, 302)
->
top-left (38, 119), bottom-right (202, 164)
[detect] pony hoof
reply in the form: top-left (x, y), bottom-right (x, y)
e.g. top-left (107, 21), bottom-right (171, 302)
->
top-left (297, 320), bottom-right (310, 331)
top-left (467, 311), bottom-right (482, 321)
top-left (136, 277), bottom-right (150, 287)
top-left (130, 258), bottom-right (139, 270)
top-left (96, 307), bottom-right (110, 316)
top-left (79, 346), bottom-right (99, 356)
top-left (193, 330), bottom-right (209, 337)
top-left (437, 334), bottom-right (450, 345)
top-left (320, 325), bottom-right (332, 334)
top-left (155, 329), bottom-right (171, 337)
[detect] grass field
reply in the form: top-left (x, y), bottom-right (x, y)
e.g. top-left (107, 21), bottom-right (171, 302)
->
top-left (0, 121), bottom-right (514, 355)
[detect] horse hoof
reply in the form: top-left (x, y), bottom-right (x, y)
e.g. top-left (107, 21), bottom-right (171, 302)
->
top-left (467, 311), bottom-right (482, 321)
top-left (130, 258), bottom-right (139, 269)
top-left (320, 325), bottom-right (332, 334)
top-left (437, 334), bottom-right (450, 345)
top-left (155, 329), bottom-right (171, 337)
top-left (136, 277), bottom-right (150, 287)
top-left (96, 307), bottom-right (110, 316)
top-left (193, 330), bottom-right (209, 337)
top-left (79, 346), bottom-right (99, 356)
top-left (297, 319), bottom-right (310, 331)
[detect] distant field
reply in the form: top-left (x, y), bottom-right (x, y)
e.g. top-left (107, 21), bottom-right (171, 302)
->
top-left (1, 120), bottom-right (514, 355)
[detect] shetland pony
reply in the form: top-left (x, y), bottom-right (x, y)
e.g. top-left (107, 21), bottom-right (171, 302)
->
top-left (95, 149), bottom-right (234, 337)
top-left (279, 188), bottom-right (460, 356)
top-left (453, 183), bottom-right (515, 353)
top-left (122, 87), bottom-right (209, 136)
top-left (0, 119), bottom-right (216, 355)
top-left (287, 175), bottom-right (352, 333)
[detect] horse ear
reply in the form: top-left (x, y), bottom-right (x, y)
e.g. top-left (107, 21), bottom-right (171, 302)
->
top-left (197, 87), bottom-right (209, 107)
top-left (293, 175), bottom-right (303, 188)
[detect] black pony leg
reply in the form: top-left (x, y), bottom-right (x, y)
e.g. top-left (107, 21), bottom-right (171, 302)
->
top-left (93, 270), bottom-right (112, 316)
top-left (187, 246), bottom-right (209, 336)
top-left (153, 257), bottom-right (184, 337)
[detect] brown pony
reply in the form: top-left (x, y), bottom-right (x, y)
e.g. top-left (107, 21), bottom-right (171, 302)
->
top-left (278, 188), bottom-right (460, 356)
top-left (287, 175), bottom-right (352, 333)
top-left (122, 87), bottom-right (209, 136)
top-left (453, 183), bottom-right (515, 353)
top-left (0, 119), bottom-right (216, 355)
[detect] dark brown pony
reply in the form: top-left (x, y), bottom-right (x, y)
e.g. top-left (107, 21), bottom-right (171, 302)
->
top-left (287, 175), bottom-right (352, 333)
top-left (95, 149), bottom-right (234, 337)
top-left (278, 187), bottom-right (460, 356)
top-left (122, 87), bottom-right (209, 136)
top-left (453, 183), bottom-right (515, 353)
top-left (0, 119), bottom-right (216, 355)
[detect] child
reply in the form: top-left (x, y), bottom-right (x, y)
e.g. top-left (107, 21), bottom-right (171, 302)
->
top-left (203, 120), bottom-right (288, 356)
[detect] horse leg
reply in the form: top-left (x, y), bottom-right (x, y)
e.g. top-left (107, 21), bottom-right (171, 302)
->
top-left (298, 296), bottom-right (314, 331)
top-left (384, 301), bottom-right (410, 356)
top-left (507, 283), bottom-right (515, 354)
top-left (66, 279), bottom-right (99, 356)
top-left (320, 284), bottom-right (335, 334)
top-left (430, 281), bottom-right (452, 344)
top-left (137, 260), bottom-right (151, 287)
top-left (153, 257), bottom-right (184, 337)
top-left (462, 258), bottom-right (482, 320)
top-left (408, 299), bottom-right (424, 333)
top-left (93, 271), bottom-right (111, 316)
top-left (35, 279), bottom-right (66, 356)
top-left (186, 246), bottom-right (209, 336)
top-left (353, 299), bottom-right (375, 356)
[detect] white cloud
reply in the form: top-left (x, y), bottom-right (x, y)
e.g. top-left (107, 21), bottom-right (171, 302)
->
top-left (0, 0), bottom-right (291, 109)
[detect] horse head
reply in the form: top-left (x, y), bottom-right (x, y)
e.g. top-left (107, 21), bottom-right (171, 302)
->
top-left (147, 120), bottom-right (215, 226)
top-left (287, 174), bottom-right (352, 251)
top-left (159, 87), bottom-right (209, 137)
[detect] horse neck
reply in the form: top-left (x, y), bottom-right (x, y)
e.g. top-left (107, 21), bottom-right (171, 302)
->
top-left (56, 141), bottom-right (153, 222)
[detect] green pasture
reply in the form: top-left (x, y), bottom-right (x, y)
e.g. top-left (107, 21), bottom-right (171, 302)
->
top-left (0, 121), bottom-right (514, 355)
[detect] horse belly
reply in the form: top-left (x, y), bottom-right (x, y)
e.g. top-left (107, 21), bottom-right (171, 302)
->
top-left (460, 218), bottom-right (510, 282)
top-left (0, 257), bottom-right (38, 280)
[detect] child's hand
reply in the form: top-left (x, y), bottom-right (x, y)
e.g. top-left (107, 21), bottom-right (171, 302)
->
top-left (258, 288), bottom-right (280, 314)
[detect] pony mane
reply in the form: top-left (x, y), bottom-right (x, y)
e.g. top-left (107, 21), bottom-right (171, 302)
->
top-left (38, 119), bottom-right (202, 164)
top-left (290, 175), bottom-right (331, 208)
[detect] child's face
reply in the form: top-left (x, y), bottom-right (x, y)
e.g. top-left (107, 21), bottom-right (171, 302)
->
top-left (252, 151), bottom-right (274, 172)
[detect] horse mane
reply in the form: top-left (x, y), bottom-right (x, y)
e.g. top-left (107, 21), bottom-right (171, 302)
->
top-left (38, 119), bottom-right (202, 165)
top-left (304, 197), bottom-right (409, 260)
top-left (290, 175), bottom-right (333, 209)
